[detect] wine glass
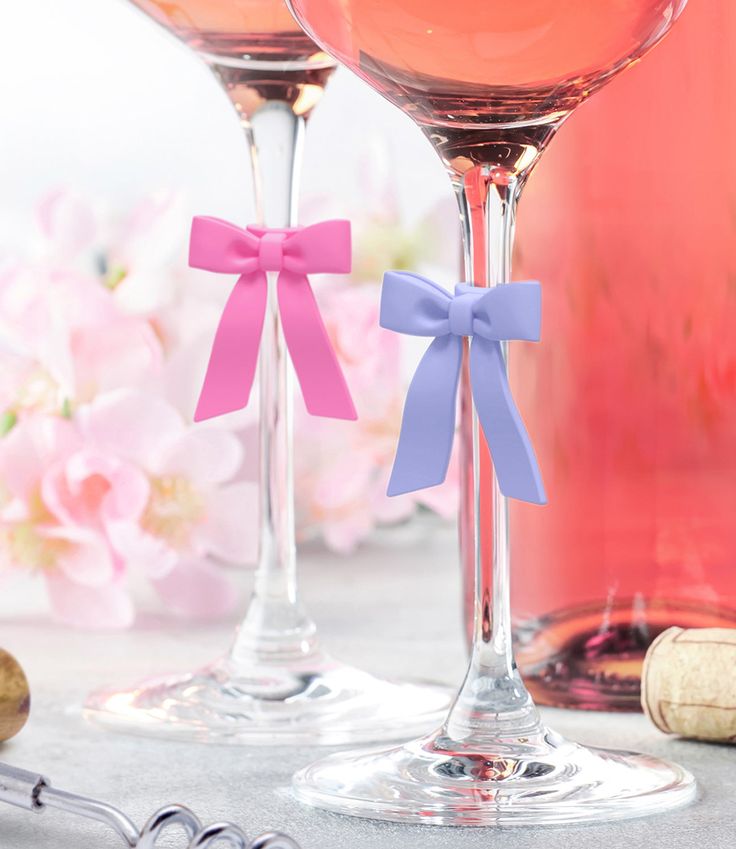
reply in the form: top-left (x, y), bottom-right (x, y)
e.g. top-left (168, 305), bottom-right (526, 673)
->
top-left (83, 0), bottom-right (451, 745)
top-left (286, 0), bottom-right (697, 823)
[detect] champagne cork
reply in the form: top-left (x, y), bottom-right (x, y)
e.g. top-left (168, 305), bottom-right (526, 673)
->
top-left (0, 649), bottom-right (30, 742)
top-left (642, 627), bottom-right (736, 744)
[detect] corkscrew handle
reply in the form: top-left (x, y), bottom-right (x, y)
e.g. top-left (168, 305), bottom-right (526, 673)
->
top-left (0, 762), bottom-right (47, 811)
top-left (0, 761), bottom-right (299, 849)
top-left (0, 761), bottom-right (140, 846)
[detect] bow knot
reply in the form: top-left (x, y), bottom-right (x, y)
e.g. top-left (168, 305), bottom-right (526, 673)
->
top-left (189, 217), bottom-right (356, 422)
top-left (448, 285), bottom-right (480, 336)
top-left (380, 271), bottom-right (546, 505)
top-left (257, 230), bottom-right (286, 272)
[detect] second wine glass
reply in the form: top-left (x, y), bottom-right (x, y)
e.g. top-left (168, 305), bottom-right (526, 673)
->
top-left (286, 0), bottom-right (697, 823)
top-left (84, 0), bottom-right (451, 746)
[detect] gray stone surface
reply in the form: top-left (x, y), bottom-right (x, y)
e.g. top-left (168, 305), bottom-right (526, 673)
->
top-left (0, 523), bottom-right (732, 848)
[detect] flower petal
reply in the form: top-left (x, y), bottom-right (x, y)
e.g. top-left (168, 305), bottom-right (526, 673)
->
top-left (113, 192), bottom-right (187, 270)
top-left (373, 490), bottom-right (416, 525)
top-left (79, 389), bottom-right (184, 468)
top-left (113, 270), bottom-right (177, 315)
top-left (310, 453), bottom-right (375, 510)
top-left (322, 512), bottom-right (375, 554)
top-left (43, 525), bottom-right (117, 587)
top-left (41, 450), bottom-right (150, 529)
top-left (72, 318), bottom-right (163, 401)
top-left (99, 465), bottom-right (150, 525)
top-left (45, 572), bottom-right (134, 630)
top-left (196, 481), bottom-right (258, 565)
top-left (157, 428), bottom-right (243, 484)
top-left (37, 190), bottom-right (98, 261)
top-left (415, 446), bottom-right (459, 520)
top-left (106, 521), bottom-right (179, 580)
top-left (152, 557), bottom-right (238, 620)
top-left (0, 422), bottom-right (45, 500)
top-left (0, 417), bottom-right (79, 500)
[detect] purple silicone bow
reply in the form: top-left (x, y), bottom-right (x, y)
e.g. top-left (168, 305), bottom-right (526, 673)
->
top-left (380, 271), bottom-right (546, 505)
top-left (189, 217), bottom-right (357, 423)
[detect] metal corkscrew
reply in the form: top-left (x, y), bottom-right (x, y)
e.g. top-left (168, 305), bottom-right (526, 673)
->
top-left (0, 762), bottom-right (299, 849)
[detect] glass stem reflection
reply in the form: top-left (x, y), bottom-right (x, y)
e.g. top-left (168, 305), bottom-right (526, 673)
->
top-left (228, 102), bottom-right (319, 666)
top-left (450, 166), bottom-right (541, 738)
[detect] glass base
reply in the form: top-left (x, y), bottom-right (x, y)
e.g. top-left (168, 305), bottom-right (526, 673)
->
top-left (293, 725), bottom-right (696, 825)
top-left (83, 651), bottom-right (452, 746)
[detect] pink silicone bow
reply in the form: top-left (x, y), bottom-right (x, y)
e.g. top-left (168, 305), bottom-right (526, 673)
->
top-left (189, 217), bottom-right (357, 423)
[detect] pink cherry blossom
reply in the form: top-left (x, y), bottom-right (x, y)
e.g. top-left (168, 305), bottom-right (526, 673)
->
top-left (0, 191), bottom-right (260, 628)
top-left (79, 388), bottom-right (256, 617)
top-left (296, 283), bottom-right (458, 552)
top-left (0, 416), bottom-right (133, 629)
top-left (108, 194), bottom-right (188, 312)
top-left (0, 190), bottom-right (191, 422)
top-left (42, 448), bottom-right (150, 536)
top-left (0, 261), bottom-right (162, 416)
top-left (293, 190), bottom-right (460, 554)
top-left (36, 189), bottom-right (99, 269)
top-left (0, 390), bottom-right (255, 626)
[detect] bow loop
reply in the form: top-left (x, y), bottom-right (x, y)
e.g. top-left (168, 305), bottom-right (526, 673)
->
top-left (189, 217), bottom-right (261, 275)
top-left (281, 220), bottom-right (352, 275)
top-left (380, 271), bottom-right (546, 506)
top-left (473, 282), bottom-right (542, 342)
top-left (380, 271), bottom-right (452, 337)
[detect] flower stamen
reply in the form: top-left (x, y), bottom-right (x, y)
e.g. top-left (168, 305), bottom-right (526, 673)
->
top-left (141, 476), bottom-right (206, 550)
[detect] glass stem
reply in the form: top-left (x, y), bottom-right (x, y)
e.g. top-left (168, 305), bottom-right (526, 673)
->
top-left (447, 166), bottom-right (542, 739)
top-left (228, 102), bottom-right (319, 666)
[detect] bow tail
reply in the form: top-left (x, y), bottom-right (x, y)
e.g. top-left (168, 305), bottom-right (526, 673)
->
top-left (277, 272), bottom-right (357, 420)
top-left (194, 272), bottom-right (267, 422)
top-left (470, 335), bottom-right (547, 505)
top-left (388, 335), bottom-right (462, 496)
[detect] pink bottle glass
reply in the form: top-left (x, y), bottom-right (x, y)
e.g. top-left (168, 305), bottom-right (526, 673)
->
top-left (460, 0), bottom-right (736, 711)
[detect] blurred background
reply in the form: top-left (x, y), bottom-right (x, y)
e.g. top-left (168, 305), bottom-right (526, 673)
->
top-left (0, 0), bottom-right (451, 240)
top-left (0, 0), bottom-right (460, 628)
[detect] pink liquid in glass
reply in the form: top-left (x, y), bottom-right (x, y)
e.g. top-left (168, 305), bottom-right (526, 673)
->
top-left (130, 0), bottom-right (319, 60)
top-left (291, 0), bottom-right (685, 167)
top-left (129, 0), bottom-right (335, 118)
